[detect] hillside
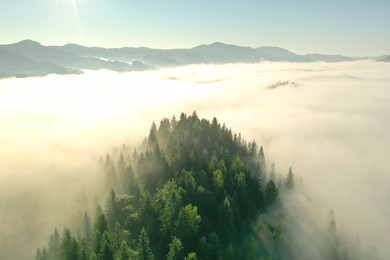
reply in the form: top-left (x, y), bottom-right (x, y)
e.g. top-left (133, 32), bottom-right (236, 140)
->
top-left (34, 113), bottom-right (287, 259)
top-left (378, 55), bottom-right (390, 62)
top-left (0, 40), bottom-right (360, 79)
top-left (0, 40), bottom-right (154, 78)
top-left (0, 48), bottom-right (81, 78)
top-left (34, 112), bottom-right (382, 260)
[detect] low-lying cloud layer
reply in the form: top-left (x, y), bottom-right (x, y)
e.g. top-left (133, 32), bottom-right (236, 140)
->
top-left (0, 60), bottom-right (389, 259)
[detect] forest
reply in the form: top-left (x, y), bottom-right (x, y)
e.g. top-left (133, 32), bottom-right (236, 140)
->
top-left (35, 112), bottom-right (377, 260)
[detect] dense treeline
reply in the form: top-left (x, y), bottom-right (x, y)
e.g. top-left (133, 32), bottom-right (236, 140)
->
top-left (47, 112), bottom-right (375, 260)
top-left (35, 112), bottom-right (382, 260)
top-left (35, 112), bottom-right (296, 260)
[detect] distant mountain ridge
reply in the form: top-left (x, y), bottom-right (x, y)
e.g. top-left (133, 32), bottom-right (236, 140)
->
top-left (378, 55), bottom-right (390, 62)
top-left (0, 39), bottom-right (373, 78)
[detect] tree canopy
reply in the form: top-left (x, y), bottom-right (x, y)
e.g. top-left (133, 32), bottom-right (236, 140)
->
top-left (36, 112), bottom-right (289, 260)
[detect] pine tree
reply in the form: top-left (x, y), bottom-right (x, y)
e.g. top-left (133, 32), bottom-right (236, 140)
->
top-left (125, 164), bottom-right (139, 196)
top-left (224, 243), bottom-right (235, 260)
top-left (208, 232), bottom-right (221, 259)
top-left (106, 189), bottom-right (119, 229)
top-left (285, 167), bottom-right (294, 189)
top-left (218, 196), bottom-right (236, 244)
top-left (98, 231), bottom-right (114, 260)
top-left (115, 241), bottom-right (132, 260)
top-left (36, 114), bottom-right (293, 260)
top-left (167, 237), bottom-right (184, 260)
top-left (259, 146), bottom-right (266, 176)
top-left (174, 204), bottom-right (201, 251)
top-left (259, 146), bottom-right (265, 164)
top-left (48, 228), bottom-right (61, 259)
top-left (184, 252), bottom-right (198, 260)
top-left (326, 210), bottom-right (339, 260)
top-left (136, 228), bottom-right (154, 260)
top-left (94, 213), bottom-right (109, 255)
top-left (35, 248), bottom-right (48, 260)
top-left (82, 212), bottom-right (92, 243)
top-left (79, 241), bottom-right (88, 260)
top-left (117, 152), bottom-right (127, 194)
top-left (265, 180), bottom-right (278, 206)
top-left (157, 180), bottom-right (183, 245)
top-left (148, 122), bottom-right (158, 150)
top-left (61, 228), bottom-right (79, 260)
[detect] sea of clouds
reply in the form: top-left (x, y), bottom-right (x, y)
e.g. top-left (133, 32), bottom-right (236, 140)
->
top-left (0, 60), bottom-right (389, 259)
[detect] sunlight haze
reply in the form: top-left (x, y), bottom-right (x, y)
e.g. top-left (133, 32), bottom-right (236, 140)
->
top-left (1, 1), bottom-right (389, 259)
top-left (1, 61), bottom-right (390, 258)
top-left (1, 1), bottom-right (389, 55)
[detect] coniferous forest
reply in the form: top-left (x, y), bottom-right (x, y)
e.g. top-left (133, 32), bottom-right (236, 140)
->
top-left (35, 112), bottom-right (377, 260)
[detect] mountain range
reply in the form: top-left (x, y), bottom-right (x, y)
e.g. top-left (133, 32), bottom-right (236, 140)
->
top-left (379, 55), bottom-right (390, 62)
top-left (0, 40), bottom-right (386, 78)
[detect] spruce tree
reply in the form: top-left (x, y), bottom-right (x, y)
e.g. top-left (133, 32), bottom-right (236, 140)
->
top-left (167, 237), bottom-right (184, 260)
top-left (285, 167), bottom-right (294, 189)
top-left (136, 228), bottom-right (154, 260)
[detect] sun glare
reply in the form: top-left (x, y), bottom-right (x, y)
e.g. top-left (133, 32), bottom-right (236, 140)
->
top-left (57, 0), bottom-right (85, 43)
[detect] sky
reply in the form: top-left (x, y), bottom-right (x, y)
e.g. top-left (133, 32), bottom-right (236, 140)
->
top-left (0, 0), bottom-right (389, 56)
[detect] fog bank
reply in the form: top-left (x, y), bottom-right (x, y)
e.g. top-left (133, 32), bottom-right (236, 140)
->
top-left (0, 61), bottom-right (389, 259)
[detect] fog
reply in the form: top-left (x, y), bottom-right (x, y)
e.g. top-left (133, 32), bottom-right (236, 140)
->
top-left (1, 60), bottom-right (389, 259)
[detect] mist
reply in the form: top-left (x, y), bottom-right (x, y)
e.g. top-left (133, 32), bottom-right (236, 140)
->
top-left (0, 60), bottom-right (389, 259)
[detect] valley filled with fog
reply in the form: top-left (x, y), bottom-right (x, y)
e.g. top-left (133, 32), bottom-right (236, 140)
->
top-left (1, 60), bottom-right (389, 259)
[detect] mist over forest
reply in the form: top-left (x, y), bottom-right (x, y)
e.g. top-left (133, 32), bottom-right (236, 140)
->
top-left (0, 61), bottom-right (389, 259)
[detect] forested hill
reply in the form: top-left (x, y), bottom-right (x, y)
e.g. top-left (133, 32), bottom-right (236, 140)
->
top-left (36, 112), bottom-right (286, 260)
top-left (36, 112), bottom-right (379, 260)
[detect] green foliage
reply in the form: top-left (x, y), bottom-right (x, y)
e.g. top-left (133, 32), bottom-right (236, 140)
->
top-left (48, 228), bottom-right (61, 259)
top-left (148, 122), bottom-right (158, 150)
top-left (156, 180), bottom-right (184, 252)
top-left (218, 196), bottom-right (236, 244)
top-left (82, 213), bottom-right (92, 243)
top-left (208, 232), bottom-right (222, 259)
top-left (231, 156), bottom-right (245, 174)
top-left (167, 237), bottom-right (184, 260)
top-left (62, 228), bottom-right (78, 260)
top-left (94, 213), bottom-right (109, 256)
top-left (212, 169), bottom-right (224, 191)
top-left (241, 235), bottom-right (257, 260)
top-left (114, 241), bottom-right (131, 260)
top-left (37, 112), bottom-right (287, 260)
top-left (137, 146), bottom-right (171, 193)
top-left (265, 180), bottom-right (278, 206)
top-left (35, 248), bottom-right (48, 260)
top-left (184, 252), bottom-right (198, 260)
top-left (37, 113), bottom-right (378, 260)
top-left (79, 243), bottom-right (88, 260)
top-left (174, 204), bottom-right (201, 251)
top-left (136, 228), bottom-right (154, 260)
top-left (98, 231), bottom-right (114, 260)
top-left (224, 243), bottom-right (235, 260)
top-left (106, 189), bottom-right (119, 229)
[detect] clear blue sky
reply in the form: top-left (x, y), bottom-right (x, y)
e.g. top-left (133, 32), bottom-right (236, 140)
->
top-left (0, 0), bottom-right (389, 56)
